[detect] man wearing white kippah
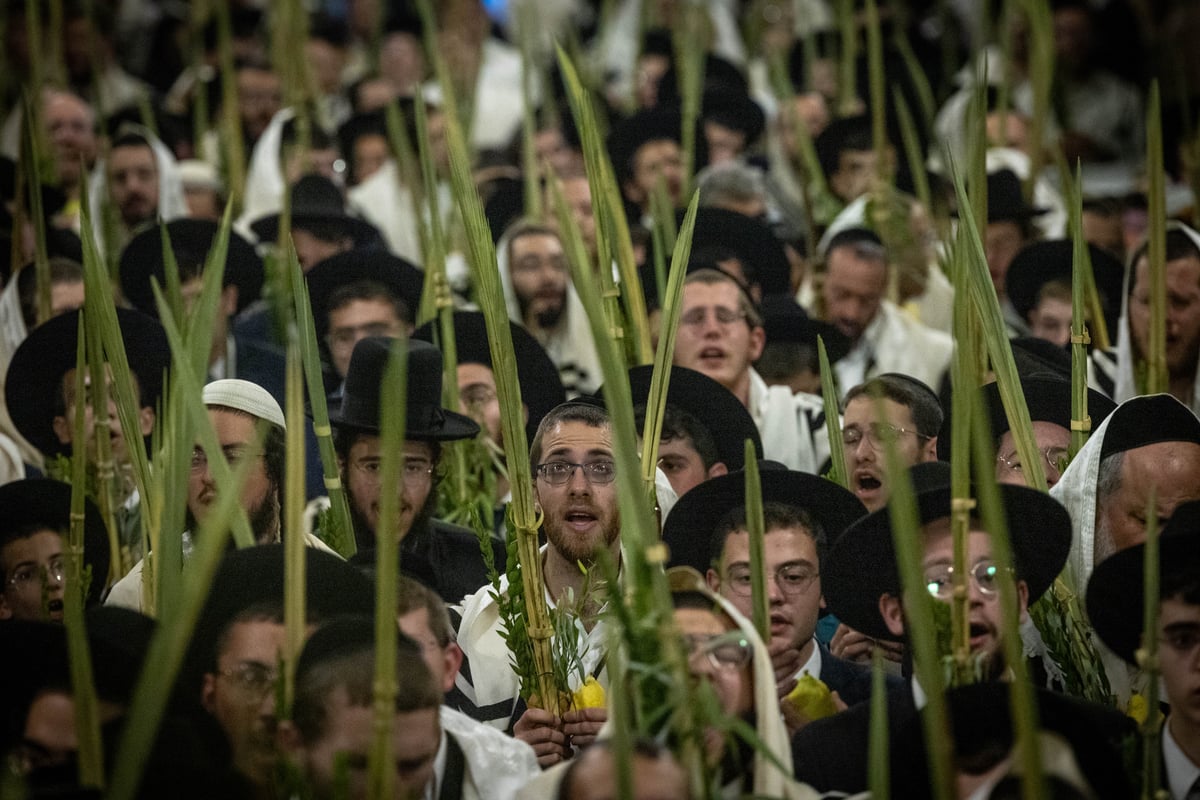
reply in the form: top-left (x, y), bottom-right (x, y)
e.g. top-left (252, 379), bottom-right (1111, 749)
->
top-left (106, 379), bottom-right (334, 611)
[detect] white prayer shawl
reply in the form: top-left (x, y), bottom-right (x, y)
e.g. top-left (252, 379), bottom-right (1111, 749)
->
top-left (236, 108), bottom-right (292, 240)
top-left (87, 124), bottom-right (188, 254)
top-left (748, 368), bottom-right (827, 475)
top-left (1100, 222), bottom-right (1200, 415)
top-left (831, 300), bottom-right (954, 397)
top-left (1047, 398), bottom-right (1185, 707)
top-left (496, 225), bottom-right (602, 397)
top-left (452, 563), bottom-right (611, 732)
top-left (346, 160), bottom-right (424, 264)
top-left (438, 706), bottom-right (540, 800)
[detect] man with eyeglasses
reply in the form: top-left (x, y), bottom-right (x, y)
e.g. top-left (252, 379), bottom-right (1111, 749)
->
top-left (833, 374), bottom-right (941, 669)
top-left (792, 461), bottom-right (1073, 794)
top-left (107, 378), bottom-right (308, 610)
top-left (673, 268), bottom-right (829, 473)
top-left (327, 337), bottom-right (499, 605)
top-left (662, 467), bottom-right (876, 725)
top-left (453, 401), bottom-right (619, 762)
top-left (0, 479), bottom-right (108, 622)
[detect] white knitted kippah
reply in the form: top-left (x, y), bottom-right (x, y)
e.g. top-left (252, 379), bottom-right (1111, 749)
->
top-left (202, 379), bottom-right (286, 430)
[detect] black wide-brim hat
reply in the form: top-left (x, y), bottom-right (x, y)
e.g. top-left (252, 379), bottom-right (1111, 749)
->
top-left (0, 478), bottom-right (110, 606)
top-left (759, 294), bottom-right (851, 363)
top-left (328, 336), bottom-right (480, 441)
top-left (1005, 239), bottom-right (1124, 335)
top-left (180, 544), bottom-right (375, 692)
top-left (985, 168), bottom-right (1049, 222)
top-left (823, 462), bottom-right (1071, 640)
top-left (249, 174), bottom-right (378, 245)
top-left (688, 207), bottom-right (791, 296)
top-left (983, 376), bottom-right (1116, 442)
top-left (412, 311), bottom-right (565, 444)
top-left (1086, 499), bottom-right (1200, 665)
top-left (662, 466), bottom-right (866, 574)
top-left (611, 364), bottom-right (761, 474)
top-left (306, 248), bottom-right (425, 342)
top-left (5, 307), bottom-right (170, 457)
top-left (119, 219), bottom-right (265, 316)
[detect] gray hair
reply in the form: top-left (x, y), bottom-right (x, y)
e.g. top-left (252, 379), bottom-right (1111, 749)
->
top-left (696, 162), bottom-right (767, 209)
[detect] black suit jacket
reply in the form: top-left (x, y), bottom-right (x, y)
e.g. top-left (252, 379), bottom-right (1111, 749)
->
top-left (792, 679), bottom-right (1137, 799)
top-left (816, 641), bottom-right (903, 708)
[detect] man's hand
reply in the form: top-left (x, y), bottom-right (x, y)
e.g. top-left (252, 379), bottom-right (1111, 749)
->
top-left (830, 623), bottom-right (904, 664)
top-left (781, 689), bottom-right (848, 736)
top-left (562, 707), bottom-right (606, 750)
top-left (513, 707), bottom-right (567, 768)
top-left (767, 638), bottom-right (805, 699)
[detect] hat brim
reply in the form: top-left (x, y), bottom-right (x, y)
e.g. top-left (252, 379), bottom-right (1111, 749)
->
top-left (327, 404), bottom-right (482, 442)
top-left (662, 469), bottom-right (866, 574)
top-left (823, 483), bottom-right (1071, 640)
top-left (5, 308), bottom-right (170, 457)
top-left (306, 250), bottom-right (425, 341)
top-left (1005, 240), bottom-right (1124, 332)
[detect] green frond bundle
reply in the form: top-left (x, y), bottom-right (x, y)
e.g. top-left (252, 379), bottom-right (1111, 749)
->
top-left (744, 447), bottom-right (770, 643)
top-left (1138, 493), bottom-right (1163, 799)
top-left (1145, 82), bottom-right (1168, 395)
top-left (818, 337), bottom-right (848, 488)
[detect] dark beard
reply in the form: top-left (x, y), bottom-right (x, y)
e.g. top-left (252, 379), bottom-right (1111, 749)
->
top-left (516, 291), bottom-right (566, 330)
top-left (183, 489), bottom-right (279, 544)
top-left (346, 484), bottom-right (438, 554)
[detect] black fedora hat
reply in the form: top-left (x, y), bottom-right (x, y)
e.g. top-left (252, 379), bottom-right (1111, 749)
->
top-left (1087, 499), bottom-right (1200, 665)
top-left (759, 294), bottom-right (851, 363)
top-left (249, 174), bottom-right (378, 245)
top-left (1005, 239), bottom-right (1124, 335)
top-left (608, 364), bottom-right (761, 474)
top-left (822, 462), bottom-right (1071, 640)
top-left (662, 465), bottom-right (866, 574)
top-left (306, 248), bottom-right (425, 342)
top-left (5, 307), bottom-right (171, 457)
top-left (328, 337), bottom-right (479, 441)
top-left (119, 219), bottom-right (265, 316)
top-left (688, 207), bottom-right (791, 296)
top-left (983, 376), bottom-right (1116, 443)
top-left (412, 311), bottom-right (565, 444)
top-left (0, 478), bottom-right (110, 606)
top-left (985, 169), bottom-right (1048, 222)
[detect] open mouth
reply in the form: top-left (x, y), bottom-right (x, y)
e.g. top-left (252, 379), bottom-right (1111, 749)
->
top-left (47, 599), bottom-right (64, 618)
top-left (854, 472), bottom-right (882, 493)
top-left (968, 622), bottom-right (993, 648)
top-left (565, 510), bottom-right (598, 531)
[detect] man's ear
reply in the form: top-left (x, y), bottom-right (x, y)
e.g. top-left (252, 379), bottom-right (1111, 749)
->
top-left (920, 435), bottom-right (939, 463)
top-left (52, 415), bottom-right (73, 446)
top-left (707, 461), bottom-right (729, 480)
top-left (1016, 579), bottom-right (1030, 621)
top-left (705, 568), bottom-right (722, 594)
top-left (219, 285), bottom-right (239, 317)
top-left (747, 324), bottom-right (766, 361)
top-left (878, 593), bottom-right (905, 638)
top-left (277, 719), bottom-right (304, 758)
top-left (138, 406), bottom-right (155, 437)
top-left (200, 673), bottom-right (217, 714)
top-left (440, 643), bottom-right (464, 694)
top-left (0, 592), bottom-right (13, 620)
top-left (623, 178), bottom-right (645, 206)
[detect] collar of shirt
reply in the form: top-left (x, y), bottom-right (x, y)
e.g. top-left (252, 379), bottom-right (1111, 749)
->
top-left (1163, 716), bottom-right (1200, 800)
top-left (792, 638), bottom-right (822, 681)
top-left (426, 728), bottom-right (448, 800)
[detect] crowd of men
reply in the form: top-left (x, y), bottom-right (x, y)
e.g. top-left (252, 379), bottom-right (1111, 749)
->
top-left (3, 0), bottom-right (1200, 797)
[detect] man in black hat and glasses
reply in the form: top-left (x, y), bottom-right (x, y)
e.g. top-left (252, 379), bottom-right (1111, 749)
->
top-left (328, 336), bottom-right (498, 603)
top-left (791, 461), bottom-right (1074, 794)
